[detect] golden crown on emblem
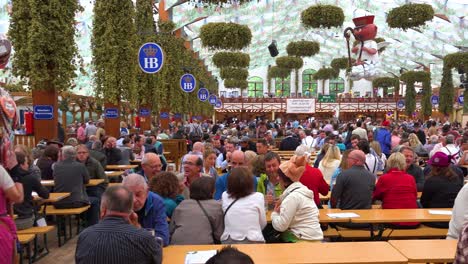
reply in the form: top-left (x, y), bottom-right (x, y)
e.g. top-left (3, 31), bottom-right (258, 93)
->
top-left (143, 46), bottom-right (157, 57)
top-left (183, 76), bottom-right (192, 83)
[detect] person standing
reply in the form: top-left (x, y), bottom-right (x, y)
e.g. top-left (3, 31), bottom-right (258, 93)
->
top-left (75, 185), bottom-right (162, 264)
top-left (375, 120), bottom-right (392, 157)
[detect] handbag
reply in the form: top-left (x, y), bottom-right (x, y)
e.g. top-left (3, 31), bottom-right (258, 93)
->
top-left (196, 200), bottom-right (221, 244)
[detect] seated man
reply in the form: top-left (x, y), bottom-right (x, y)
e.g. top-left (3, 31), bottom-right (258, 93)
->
top-left (122, 174), bottom-right (169, 246)
top-left (331, 150), bottom-right (375, 229)
top-left (256, 151), bottom-right (283, 209)
top-left (214, 150), bottom-right (257, 200)
top-left (136, 153), bottom-right (163, 182)
top-left (400, 146), bottom-right (425, 191)
top-left (75, 185), bottom-right (162, 264)
top-left (102, 137), bottom-right (122, 165)
top-left (54, 146), bottom-right (99, 226)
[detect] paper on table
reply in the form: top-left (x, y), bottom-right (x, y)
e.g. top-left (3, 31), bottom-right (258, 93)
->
top-left (185, 250), bottom-right (217, 264)
top-left (32, 191), bottom-right (38, 196)
top-left (428, 210), bottom-right (452, 215)
top-left (327, 212), bottom-right (360, 218)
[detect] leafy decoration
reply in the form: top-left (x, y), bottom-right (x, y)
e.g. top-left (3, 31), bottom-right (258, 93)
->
top-left (268, 66), bottom-right (290, 79)
top-left (200, 22), bottom-right (252, 50)
top-left (212, 52), bottom-right (250, 68)
top-left (276, 56), bottom-right (303, 70)
top-left (158, 21), bottom-right (175, 33)
top-left (313, 68), bottom-right (338, 80)
top-left (9, 0), bottom-right (81, 92)
top-left (439, 52), bottom-right (468, 115)
top-left (372, 77), bottom-right (399, 89)
top-left (301, 5), bottom-right (344, 29)
top-left (286, 41), bottom-right (320, 57)
top-left (400, 71), bottom-right (431, 116)
top-left (386, 3), bottom-right (434, 30)
top-left (224, 79), bottom-right (248, 89)
top-left (331, 57), bottom-right (349, 73)
top-left (220, 68), bottom-right (249, 80)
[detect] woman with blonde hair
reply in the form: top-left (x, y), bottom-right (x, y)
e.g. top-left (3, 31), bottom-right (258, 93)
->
top-left (370, 141), bottom-right (387, 170)
top-left (408, 133), bottom-right (428, 157)
top-left (330, 149), bottom-right (352, 191)
top-left (244, 150), bottom-right (257, 172)
top-left (318, 145), bottom-right (341, 182)
top-left (373, 152), bottom-right (419, 229)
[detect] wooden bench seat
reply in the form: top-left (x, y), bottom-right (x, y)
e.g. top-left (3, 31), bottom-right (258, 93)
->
top-left (382, 226), bottom-right (448, 239)
top-left (18, 233), bottom-right (35, 244)
top-left (45, 205), bottom-right (90, 246)
top-left (323, 227), bottom-right (340, 238)
top-left (18, 234), bottom-right (36, 264)
top-left (337, 229), bottom-right (379, 239)
top-left (17, 225), bottom-right (55, 235)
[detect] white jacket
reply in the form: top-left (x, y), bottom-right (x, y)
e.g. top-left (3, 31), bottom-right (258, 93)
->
top-left (271, 182), bottom-right (323, 241)
top-left (447, 184), bottom-right (468, 240)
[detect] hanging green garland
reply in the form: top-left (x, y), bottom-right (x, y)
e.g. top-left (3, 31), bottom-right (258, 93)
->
top-left (224, 79), bottom-right (248, 89)
top-left (313, 68), bottom-right (338, 80)
top-left (301, 5), bottom-right (344, 29)
top-left (400, 71), bottom-right (431, 117)
top-left (386, 3), bottom-right (434, 30)
top-left (200, 22), bottom-right (252, 50)
top-left (220, 67), bottom-right (249, 80)
top-left (286, 41), bottom-right (320, 57)
top-left (276, 56), bottom-right (303, 70)
top-left (268, 66), bottom-right (290, 79)
top-left (212, 52), bottom-right (250, 68)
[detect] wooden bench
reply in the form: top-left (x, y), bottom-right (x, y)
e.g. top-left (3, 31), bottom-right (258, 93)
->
top-left (336, 225), bottom-right (448, 241)
top-left (17, 234), bottom-right (35, 264)
top-left (17, 226), bottom-right (56, 261)
top-left (336, 228), bottom-right (380, 240)
top-left (45, 205), bottom-right (90, 246)
top-left (323, 227), bottom-right (340, 239)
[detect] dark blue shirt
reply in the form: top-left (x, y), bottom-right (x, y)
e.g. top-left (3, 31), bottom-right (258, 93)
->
top-left (137, 191), bottom-right (170, 246)
top-left (214, 172), bottom-right (258, 200)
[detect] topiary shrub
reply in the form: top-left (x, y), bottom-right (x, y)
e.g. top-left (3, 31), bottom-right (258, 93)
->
top-left (301, 5), bottom-right (344, 29)
top-left (200, 22), bottom-right (252, 50)
top-left (276, 56), bottom-right (303, 69)
top-left (219, 67), bottom-right (249, 80)
top-left (212, 52), bottom-right (250, 68)
top-left (386, 3), bottom-right (434, 30)
top-left (286, 41), bottom-right (320, 57)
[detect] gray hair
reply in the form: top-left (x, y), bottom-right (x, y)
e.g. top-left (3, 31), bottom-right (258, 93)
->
top-left (446, 134), bottom-right (455, 144)
top-left (122, 173), bottom-right (148, 189)
top-left (92, 141), bottom-right (102, 150)
top-left (62, 145), bottom-right (77, 160)
top-left (101, 185), bottom-right (133, 214)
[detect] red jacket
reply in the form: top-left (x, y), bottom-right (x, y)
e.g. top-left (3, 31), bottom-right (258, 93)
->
top-left (300, 164), bottom-right (329, 207)
top-left (373, 169), bottom-right (419, 227)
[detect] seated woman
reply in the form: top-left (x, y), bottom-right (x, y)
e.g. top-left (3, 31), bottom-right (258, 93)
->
top-left (221, 167), bottom-right (266, 244)
top-left (372, 152), bottom-right (419, 229)
top-left (149, 172), bottom-right (184, 218)
top-left (318, 145), bottom-right (341, 182)
top-left (170, 177), bottom-right (223, 245)
top-left (202, 148), bottom-right (219, 181)
top-left (421, 152), bottom-right (463, 228)
top-left (408, 133), bottom-right (428, 157)
top-left (12, 152), bottom-right (49, 230)
top-left (271, 155), bottom-right (323, 242)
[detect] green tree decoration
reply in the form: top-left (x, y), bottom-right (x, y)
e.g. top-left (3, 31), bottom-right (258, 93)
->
top-left (9, 0), bottom-right (82, 92)
top-left (386, 3), bottom-right (434, 30)
top-left (313, 68), bottom-right (338, 80)
top-left (301, 5), bottom-right (344, 29)
top-left (220, 68), bottom-right (249, 80)
top-left (276, 56), bottom-right (304, 70)
top-left (372, 77), bottom-right (400, 96)
top-left (200, 22), bottom-right (252, 50)
top-left (136, 0), bottom-right (159, 110)
top-left (212, 52), bottom-right (250, 68)
top-left (439, 52), bottom-right (468, 115)
top-left (286, 41), bottom-right (320, 57)
top-left (331, 57), bottom-right (349, 74)
top-left (400, 71), bottom-right (431, 117)
top-left (224, 79), bottom-right (248, 89)
top-left (92, 0), bottom-right (138, 104)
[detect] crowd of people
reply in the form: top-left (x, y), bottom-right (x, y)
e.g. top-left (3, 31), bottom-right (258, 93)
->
top-left (1, 116), bottom-right (468, 263)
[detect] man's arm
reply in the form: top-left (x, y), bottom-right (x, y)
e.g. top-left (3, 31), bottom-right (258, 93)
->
top-left (330, 172), bottom-right (345, 208)
top-left (214, 176), bottom-right (225, 200)
top-left (153, 196), bottom-right (170, 246)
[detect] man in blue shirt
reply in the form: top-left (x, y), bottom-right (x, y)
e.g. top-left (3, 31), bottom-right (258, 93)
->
top-left (214, 150), bottom-right (257, 200)
top-left (123, 173), bottom-right (169, 246)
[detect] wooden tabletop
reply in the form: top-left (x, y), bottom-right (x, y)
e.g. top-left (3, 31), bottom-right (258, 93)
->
top-left (346, 208), bottom-right (452, 223)
top-left (104, 171), bottom-right (124, 177)
top-left (130, 159), bottom-right (141, 164)
top-left (33, 192), bottom-right (70, 203)
top-left (41, 179), bottom-right (105, 187)
top-left (389, 239), bottom-right (457, 263)
top-left (163, 242), bottom-right (407, 264)
top-left (106, 164), bottom-right (138, 170)
top-left (267, 209), bottom-right (350, 223)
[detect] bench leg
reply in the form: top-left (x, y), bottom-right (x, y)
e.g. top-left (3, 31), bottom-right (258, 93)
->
top-left (68, 215), bottom-right (73, 240)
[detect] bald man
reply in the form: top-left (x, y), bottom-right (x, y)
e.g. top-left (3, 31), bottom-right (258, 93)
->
top-left (330, 150), bottom-right (375, 211)
top-left (214, 150), bottom-right (257, 200)
top-left (137, 153), bottom-right (162, 182)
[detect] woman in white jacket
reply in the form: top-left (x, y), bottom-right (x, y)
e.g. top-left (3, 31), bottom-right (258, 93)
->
top-left (271, 155), bottom-right (323, 242)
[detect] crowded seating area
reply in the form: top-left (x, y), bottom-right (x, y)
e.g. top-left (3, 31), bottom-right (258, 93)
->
top-left (1, 117), bottom-right (468, 263)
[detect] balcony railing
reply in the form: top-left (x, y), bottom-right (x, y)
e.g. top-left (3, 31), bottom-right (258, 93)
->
top-left (219, 95), bottom-right (422, 104)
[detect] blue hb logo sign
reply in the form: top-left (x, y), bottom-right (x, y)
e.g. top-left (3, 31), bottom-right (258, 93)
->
top-left (215, 99), bottom-right (222, 108)
top-left (431, 95), bottom-right (439, 105)
top-left (397, 100), bottom-right (405, 109)
top-left (209, 95), bottom-right (217, 105)
top-left (198, 88), bottom-right (209, 101)
top-left (138, 43), bottom-right (164, 74)
top-left (180, 74), bottom-right (196, 93)
top-left (459, 95), bottom-right (464, 104)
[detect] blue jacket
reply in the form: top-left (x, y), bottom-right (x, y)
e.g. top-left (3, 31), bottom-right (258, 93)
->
top-left (375, 128), bottom-right (392, 155)
top-left (139, 191), bottom-right (170, 246)
top-left (214, 172), bottom-right (258, 200)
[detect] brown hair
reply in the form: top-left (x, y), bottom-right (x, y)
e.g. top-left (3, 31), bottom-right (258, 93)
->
top-left (227, 167), bottom-right (254, 199)
top-left (149, 172), bottom-right (179, 199)
top-left (14, 144), bottom-right (33, 166)
top-left (338, 149), bottom-right (352, 170)
top-left (43, 145), bottom-right (59, 161)
top-left (428, 166), bottom-right (458, 181)
top-left (190, 177), bottom-right (215, 200)
top-left (203, 148), bottom-right (217, 160)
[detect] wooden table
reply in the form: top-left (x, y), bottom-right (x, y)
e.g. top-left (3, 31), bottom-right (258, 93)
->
top-left (104, 171), bottom-right (124, 177)
top-left (106, 164), bottom-right (138, 170)
top-left (347, 208), bottom-right (452, 224)
top-left (163, 242), bottom-right (407, 264)
top-left (389, 239), bottom-right (457, 263)
top-left (41, 179), bottom-right (104, 187)
top-left (33, 192), bottom-right (70, 203)
top-left (267, 209), bottom-right (350, 223)
top-left (130, 159), bottom-right (141, 164)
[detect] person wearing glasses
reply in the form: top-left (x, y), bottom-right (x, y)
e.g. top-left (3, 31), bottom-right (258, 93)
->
top-left (136, 153), bottom-right (163, 182)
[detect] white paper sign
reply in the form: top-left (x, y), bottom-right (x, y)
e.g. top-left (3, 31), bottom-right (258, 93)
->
top-left (185, 250), bottom-right (217, 264)
top-left (286, 99), bottom-right (316, 114)
top-left (428, 210), bottom-right (452, 215)
top-left (327, 213), bottom-right (360, 218)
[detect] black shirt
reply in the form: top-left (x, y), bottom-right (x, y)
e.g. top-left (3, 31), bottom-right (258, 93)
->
top-left (12, 165), bottom-right (49, 218)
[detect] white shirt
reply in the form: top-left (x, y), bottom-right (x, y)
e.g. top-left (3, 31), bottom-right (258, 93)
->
top-left (0, 165), bottom-right (13, 190)
top-left (448, 184), bottom-right (468, 239)
top-left (318, 159), bottom-right (341, 182)
top-left (302, 136), bottom-right (314, 148)
top-left (221, 192), bottom-right (266, 242)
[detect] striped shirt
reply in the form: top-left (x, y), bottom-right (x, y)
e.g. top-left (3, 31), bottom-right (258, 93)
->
top-left (75, 216), bottom-right (162, 264)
